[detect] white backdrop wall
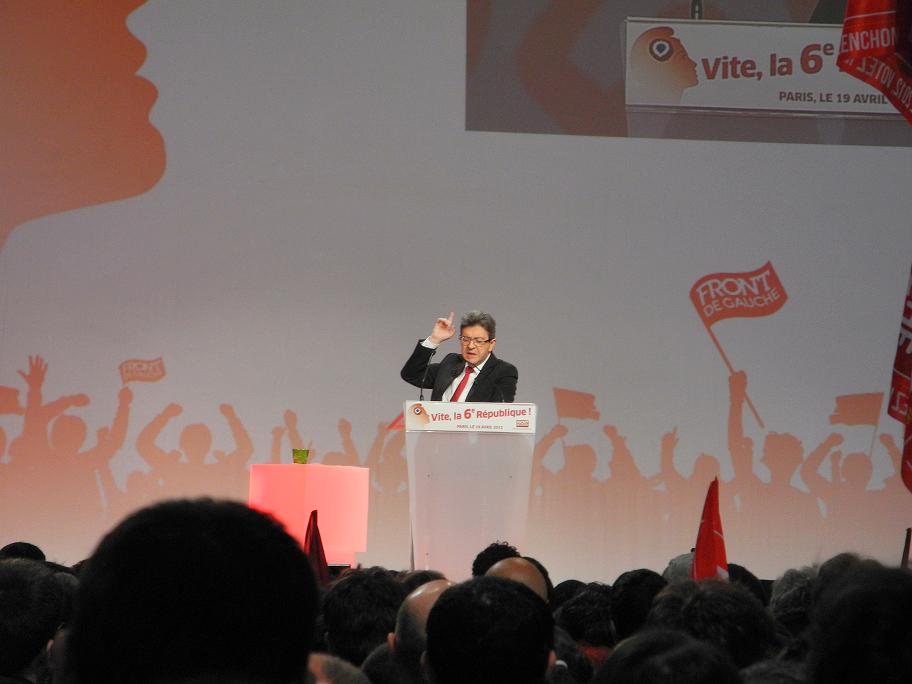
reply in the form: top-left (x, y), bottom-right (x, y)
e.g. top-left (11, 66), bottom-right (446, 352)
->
top-left (0, 1), bottom-right (910, 583)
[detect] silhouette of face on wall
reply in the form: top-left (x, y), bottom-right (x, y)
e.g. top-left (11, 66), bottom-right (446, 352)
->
top-left (761, 433), bottom-right (803, 482)
top-left (51, 415), bottom-right (88, 455)
top-left (180, 424), bottom-right (213, 463)
top-left (841, 453), bottom-right (873, 489)
top-left (0, 0), bottom-right (165, 248)
top-left (565, 443), bottom-right (597, 477)
top-left (629, 27), bottom-right (699, 105)
top-left (693, 454), bottom-right (720, 482)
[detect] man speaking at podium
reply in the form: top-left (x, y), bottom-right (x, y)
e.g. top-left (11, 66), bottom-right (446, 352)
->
top-left (401, 311), bottom-right (518, 402)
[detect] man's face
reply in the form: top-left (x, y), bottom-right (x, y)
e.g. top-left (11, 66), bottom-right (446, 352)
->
top-left (459, 324), bottom-right (496, 366)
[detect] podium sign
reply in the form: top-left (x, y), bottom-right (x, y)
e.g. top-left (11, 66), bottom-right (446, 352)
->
top-left (405, 401), bottom-right (536, 580)
top-left (404, 400), bottom-right (536, 433)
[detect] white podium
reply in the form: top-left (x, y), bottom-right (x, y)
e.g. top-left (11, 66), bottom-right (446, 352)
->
top-left (404, 401), bottom-right (536, 581)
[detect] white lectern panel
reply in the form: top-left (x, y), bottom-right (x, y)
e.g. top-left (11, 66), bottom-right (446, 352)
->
top-left (405, 402), bottom-right (536, 581)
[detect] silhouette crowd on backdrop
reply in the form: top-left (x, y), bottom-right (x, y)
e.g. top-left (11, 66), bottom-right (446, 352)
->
top-left (1, 354), bottom-right (909, 577)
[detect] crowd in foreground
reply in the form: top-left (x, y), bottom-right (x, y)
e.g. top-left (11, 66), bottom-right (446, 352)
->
top-left (1, 498), bottom-right (910, 684)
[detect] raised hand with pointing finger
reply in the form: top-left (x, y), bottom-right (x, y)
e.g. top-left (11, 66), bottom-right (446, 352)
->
top-left (429, 311), bottom-right (457, 345)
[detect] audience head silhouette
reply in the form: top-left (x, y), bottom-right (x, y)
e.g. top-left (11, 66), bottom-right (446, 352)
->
top-left (65, 498), bottom-right (318, 684)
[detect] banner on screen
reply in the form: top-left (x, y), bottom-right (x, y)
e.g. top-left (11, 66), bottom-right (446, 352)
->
top-left (626, 18), bottom-right (901, 115)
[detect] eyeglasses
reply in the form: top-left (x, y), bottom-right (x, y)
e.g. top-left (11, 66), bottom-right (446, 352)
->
top-left (458, 336), bottom-right (492, 345)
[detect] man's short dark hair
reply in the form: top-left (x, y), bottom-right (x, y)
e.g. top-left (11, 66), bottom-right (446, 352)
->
top-left (425, 576), bottom-right (553, 684)
top-left (593, 629), bottom-right (741, 684)
top-left (647, 579), bottom-right (778, 669)
top-left (611, 569), bottom-right (668, 641)
top-left (67, 498), bottom-right (318, 684)
top-left (0, 559), bottom-right (63, 678)
top-left (807, 561), bottom-right (912, 684)
top-left (728, 562), bottom-right (768, 606)
top-left (555, 582), bottom-right (615, 648)
top-left (769, 566), bottom-right (817, 638)
top-left (460, 311), bottom-right (496, 339)
top-left (0, 542), bottom-right (46, 562)
top-left (471, 541), bottom-right (519, 577)
top-left (322, 567), bottom-right (406, 666)
top-left (552, 579), bottom-right (586, 611)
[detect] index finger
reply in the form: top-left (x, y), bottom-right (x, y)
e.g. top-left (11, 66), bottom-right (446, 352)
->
top-left (445, 311), bottom-right (454, 326)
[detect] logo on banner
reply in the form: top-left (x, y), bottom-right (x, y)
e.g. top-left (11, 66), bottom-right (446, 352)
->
top-left (406, 402), bottom-right (431, 429)
top-left (690, 261), bottom-right (788, 327)
top-left (118, 357), bottom-right (166, 384)
top-left (629, 27), bottom-right (699, 104)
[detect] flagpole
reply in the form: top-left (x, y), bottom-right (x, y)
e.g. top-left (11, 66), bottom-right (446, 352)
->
top-left (901, 527), bottom-right (911, 570)
top-left (703, 323), bottom-right (765, 429)
top-left (867, 422), bottom-right (880, 460)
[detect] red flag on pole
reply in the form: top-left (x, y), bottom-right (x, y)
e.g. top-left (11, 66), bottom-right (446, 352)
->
top-left (690, 262), bottom-right (788, 328)
top-left (887, 265), bottom-right (912, 494)
top-left (553, 388), bottom-right (600, 420)
top-left (689, 262), bottom-right (787, 430)
top-left (692, 477), bottom-right (729, 581)
top-left (837, 1), bottom-right (912, 125)
top-left (303, 509), bottom-right (331, 586)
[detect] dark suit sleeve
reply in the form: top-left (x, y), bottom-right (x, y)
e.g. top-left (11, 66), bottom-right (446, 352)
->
top-left (471, 356), bottom-right (518, 402)
top-left (400, 341), bottom-right (439, 389)
top-left (494, 361), bottom-right (518, 402)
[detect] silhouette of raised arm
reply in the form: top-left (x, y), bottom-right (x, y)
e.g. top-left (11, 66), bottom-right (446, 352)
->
top-left (727, 371), bottom-right (758, 485)
top-left (88, 386), bottom-right (133, 466)
top-left (531, 423), bottom-right (568, 494)
top-left (214, 404), bottom-right (253, 466)
top-left (603, 424), bottom-right (644, 482)
top-left (11, 355), bottom-right (88, 460)
top-left (284, 409), bottom-right (307, 451)
top-left (656, 427), bottom-right (684, 488)
top-left (800, 433), bottom-right (844, 496)
top-left (137, 402), bottom-right (182, 470)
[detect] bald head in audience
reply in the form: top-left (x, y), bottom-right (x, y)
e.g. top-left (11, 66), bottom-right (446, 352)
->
top-left (388, 579), bottom-right (453, 684)
top-left (485, 557), bottom-right (549, 603)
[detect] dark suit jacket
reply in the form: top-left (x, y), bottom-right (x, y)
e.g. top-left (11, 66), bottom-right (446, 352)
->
top-left (400, 341), bottom-right (518, 402)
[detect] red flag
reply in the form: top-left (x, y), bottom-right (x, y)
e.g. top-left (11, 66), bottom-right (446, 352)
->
top-left (553, 388), bottom-right (600, 420)
top-left (887, 265), bottom-right (912, 494)
top-left (303, 509), bottom-right (331, 586)
top-left (692, 477), bottom-right (729, 581)
top-left (888, 266), bottom-right (912, 423)
top-left (829, 392), bottom-right (884, 426)
top-left (690, 262), bottom-right (788, 328)
top-left (902, 422), bottom-right (912, 494)
top-left (837, 1), bottom-right (912, 125)
top-left (387, 412), bottom-right (405, 431)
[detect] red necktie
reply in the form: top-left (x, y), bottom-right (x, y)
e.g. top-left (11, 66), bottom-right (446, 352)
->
top-left (450, 365), bottom-right (474, 402)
